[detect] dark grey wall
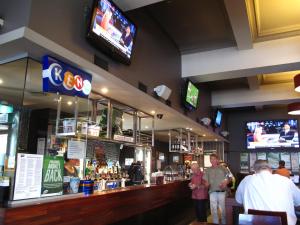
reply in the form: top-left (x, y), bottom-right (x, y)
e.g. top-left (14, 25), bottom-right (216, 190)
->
top-left (0, 0), bottom-right (32, 34)
top-left (227, 107), bottom-right (300, 174)
top-left (1, 0), bottom-right (212, 123)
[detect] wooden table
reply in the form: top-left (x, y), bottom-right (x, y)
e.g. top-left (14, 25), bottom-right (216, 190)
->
top-left (238, 213), bottom-right (282, 225)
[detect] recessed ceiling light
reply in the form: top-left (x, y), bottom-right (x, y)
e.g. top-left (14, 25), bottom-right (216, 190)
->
top-left (101, 87), bottom-right (108, 94)
top-left (67, 101), bottom-right (73, 106)
top-left (0, 79), bottom-right (3, 84)
top-left (151, 110), bottom-right (156, 115)
top-left (145, 126), bottom-right (149, 129)
top-left (203, 134), bottom-right (206, 137)
top-left (214, 139), bottom-right (218, 141)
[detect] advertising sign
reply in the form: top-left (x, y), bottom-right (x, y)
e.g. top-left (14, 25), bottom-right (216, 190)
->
top-left (41, 156), bottom-right (64, 196)
top-left (42, 55), bottom-right (92, 98)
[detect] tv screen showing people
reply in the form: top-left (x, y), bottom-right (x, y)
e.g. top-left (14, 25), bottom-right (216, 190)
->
top-left (89, 0), bottom-right (137, 61)
top-left (246, 119), bottom-right (299, 149)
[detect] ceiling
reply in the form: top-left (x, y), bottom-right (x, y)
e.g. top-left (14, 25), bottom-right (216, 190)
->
top-left (117, 0), bottom-right (300, 110)
top-left (146, 0), bottom-right (236, 54)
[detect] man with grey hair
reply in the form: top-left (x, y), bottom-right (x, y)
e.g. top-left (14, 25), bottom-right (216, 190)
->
top-left (236, 160), bottom-right (300, 225)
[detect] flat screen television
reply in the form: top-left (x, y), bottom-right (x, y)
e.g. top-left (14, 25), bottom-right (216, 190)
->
top-left (183, 80), bottom-right (199, 110)
top-left (246, 119), bottom-right (299, 150)
top-left (214, 110), bottom-right (222, 127)
top-left (87, 0), bottom-right (137, 65)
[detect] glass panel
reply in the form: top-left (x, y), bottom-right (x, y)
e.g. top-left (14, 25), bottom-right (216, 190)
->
top-left (112, 102), bottom-right (136, 143)
top-left (139, 114), bottom-right (153, 146)
top-left (0, 58), bottom-right (27, 200)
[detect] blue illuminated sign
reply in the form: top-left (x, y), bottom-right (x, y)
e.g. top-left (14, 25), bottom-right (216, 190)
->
top-left (42, 56), bottom-right (92, 98)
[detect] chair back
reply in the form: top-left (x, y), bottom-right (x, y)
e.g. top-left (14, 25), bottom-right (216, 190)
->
top-left (248, 209), bottom-right (287, 225)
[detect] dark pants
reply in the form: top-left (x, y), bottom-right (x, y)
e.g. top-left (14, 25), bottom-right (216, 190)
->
top-left (194, 199), bottom-right (207, 222)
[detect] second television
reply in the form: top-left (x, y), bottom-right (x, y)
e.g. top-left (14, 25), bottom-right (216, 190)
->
top-left (182, 80), bottom-right (199, 110)
top-left (246, 119), bottom-right (299, 150)
top-left (87, 0), bottom-right (137, 64)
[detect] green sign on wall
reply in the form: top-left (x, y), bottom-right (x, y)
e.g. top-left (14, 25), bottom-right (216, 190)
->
top-left (41, 156), bottom-right (64, 196)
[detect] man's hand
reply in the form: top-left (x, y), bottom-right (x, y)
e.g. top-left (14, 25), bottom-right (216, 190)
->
top-left (219, 179), bottom-right (229, 189)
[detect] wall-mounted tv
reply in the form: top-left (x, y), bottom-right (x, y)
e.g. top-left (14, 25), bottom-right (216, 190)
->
top-left (214, 110), bottom-right (222, 127)
top-left (87, 0), bottom-right (137, 65)
top-left (246, 119), bottom-right (299, 150)
top-left (182, 80), bottom-right (199, 110)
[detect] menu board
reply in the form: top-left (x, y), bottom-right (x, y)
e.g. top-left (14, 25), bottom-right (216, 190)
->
top-left (280, 152), bottom-right (291, 169)
top-left (14, 154), bottom-right (43, 200)
top-left (41, 156), bottom-right (64, 196)
top-left (267, 152), bottom-right (280, 169)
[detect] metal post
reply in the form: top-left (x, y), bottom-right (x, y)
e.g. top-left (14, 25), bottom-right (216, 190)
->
top-left (187, 131), bottom-right (191, 152)
top-left (74, 96), bottom-right (79, 135)
top-left (133, 111), bottom-right (137, 144)
top-left (138, 116), bottom-right (141, 144)
top-left (169, 130), bottom-right (171, 152)
top-left (180, 128), bottom-right (182, 152)
top-left (107, 100), bottom-right (112, 139)
top-left (55, 94), bottom-right (61, 135)
top-left (151, 117), bottom-right (155, 147)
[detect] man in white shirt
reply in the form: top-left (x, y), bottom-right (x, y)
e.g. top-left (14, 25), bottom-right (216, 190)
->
top-left (235, 160), bottom-right (300, 225)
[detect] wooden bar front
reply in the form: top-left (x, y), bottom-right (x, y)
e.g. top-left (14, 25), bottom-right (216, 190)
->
top-left (0, 180), bottom-right (191, 225)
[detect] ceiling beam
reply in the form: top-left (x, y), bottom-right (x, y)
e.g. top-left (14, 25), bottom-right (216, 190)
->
top-left (113, 0), bottom-right (165, 11)
top-left (224, 0), bottom-right (253, 50)
top-left (211, 82), bottom-right (300, 108)
top-left (182, 35), bottom-right (300, 82)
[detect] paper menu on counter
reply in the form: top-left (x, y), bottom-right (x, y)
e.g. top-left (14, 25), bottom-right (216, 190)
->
top-left (13, 154), bottom-right (43, 200)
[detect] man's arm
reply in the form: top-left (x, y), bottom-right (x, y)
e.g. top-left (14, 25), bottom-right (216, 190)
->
top-left (290, 180), bottom-right (300, 206)
top-left (235, 176), bottom-right (249, 204)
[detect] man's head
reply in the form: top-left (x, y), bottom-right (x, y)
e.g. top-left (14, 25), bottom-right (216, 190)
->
top-left (191, 162), bottom-right (200, 173)
top-left (210, 153), bottom-right (219, 167)
top-left (284, 123), bottom-right (290, 131)
top-left (253, 160), bottom-right (271, 173)
top-left (125, 26), bottom-right (131, 34)
top-left (279, 160), bottom-right (285, 168)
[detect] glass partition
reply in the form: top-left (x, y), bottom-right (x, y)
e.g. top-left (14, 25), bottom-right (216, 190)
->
top-left (0, 57), bottom-right (154, 202)
top-left (0, 58), bottom-right (27, 200)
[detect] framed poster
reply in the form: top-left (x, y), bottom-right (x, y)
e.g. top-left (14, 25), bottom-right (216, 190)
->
top-left (267, 152), bottom-right (280, 169)
top-left (240, 153), bottom-right (249, 171)
top-left (257, 152), bottom-right (266, 160)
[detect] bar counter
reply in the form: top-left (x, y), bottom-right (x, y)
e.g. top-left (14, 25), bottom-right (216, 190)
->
top-left (0, 179), bottom-right (191, 225)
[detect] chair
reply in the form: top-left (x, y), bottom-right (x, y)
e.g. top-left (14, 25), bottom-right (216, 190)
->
top-left (248, 209), bottom-right (288, 225)
top-left (239, 213), bottom-right (282, 225)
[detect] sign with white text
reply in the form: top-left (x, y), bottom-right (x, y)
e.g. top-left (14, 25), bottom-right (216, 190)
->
top-left (43, 55), bottom-right (92, 98)
top-left (41, 156), bottom-right (64, 196)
